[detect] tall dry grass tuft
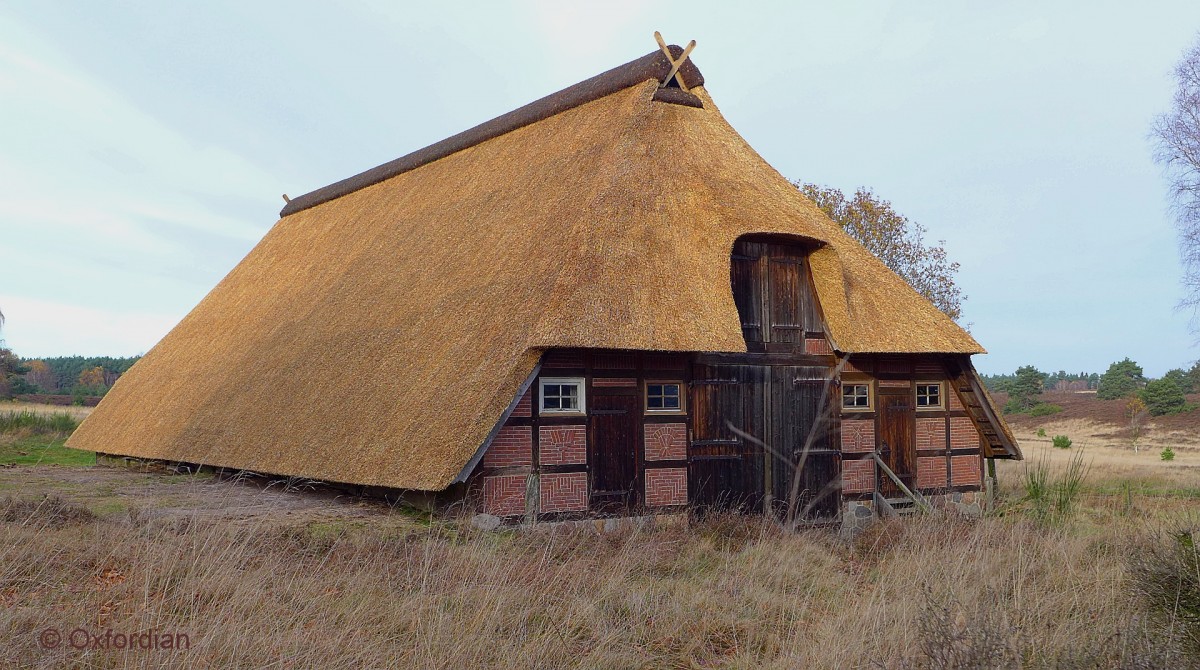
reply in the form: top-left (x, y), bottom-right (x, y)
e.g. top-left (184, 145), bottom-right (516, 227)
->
top-left (2, 486), bottom-right (1198, 668)
top-left (1128, 521), bottom-right (1200, 656)
top-left (0, 410), bottom-right (77, 438)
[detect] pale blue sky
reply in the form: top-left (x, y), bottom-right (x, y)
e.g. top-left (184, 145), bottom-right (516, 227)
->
top-left (2, 2), bottom-right (1199, 376)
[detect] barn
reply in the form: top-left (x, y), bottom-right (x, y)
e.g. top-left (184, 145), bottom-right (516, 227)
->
top-left (67, 44), bottom-right (1021, 525)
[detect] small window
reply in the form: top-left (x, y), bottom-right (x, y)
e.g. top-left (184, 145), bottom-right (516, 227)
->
top-left (646, 382), bottom-right (684, 413)
top-left (916, 382), bottom-right (943, 409)
top-left (540, 377), bottom-right (585, 414)
top-left (842, 383), bottom-right (871, 411)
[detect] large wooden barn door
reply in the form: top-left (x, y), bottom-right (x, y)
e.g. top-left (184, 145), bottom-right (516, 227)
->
top-left (877, 390), bottom-right (916, 497)
top-left (588, 391), bottom-right (640, 512)
top-left (769, 367), bottom-right (840, 521)
top-left (689, 364), bottom-right (766, 513)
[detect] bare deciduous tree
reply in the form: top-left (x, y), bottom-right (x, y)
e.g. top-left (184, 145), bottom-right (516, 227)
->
top-left (1153, 34), bottom-right (1200, 327)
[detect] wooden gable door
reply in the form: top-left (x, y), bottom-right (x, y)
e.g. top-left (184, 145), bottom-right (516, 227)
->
top-left (877, 390), bottom-right (916, 497)
top-left (588, 391), bottom-right (641, 512)
top-left (731, 239), bottom-right (823, 351)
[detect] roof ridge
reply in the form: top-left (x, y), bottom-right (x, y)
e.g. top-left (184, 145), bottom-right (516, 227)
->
top-left (279, 46), bottom-right (705, 218)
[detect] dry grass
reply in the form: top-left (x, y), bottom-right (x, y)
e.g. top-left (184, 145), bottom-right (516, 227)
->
top-left (1, 452), bottom-right (1198, 669)
top-left (1, 400), bottom-right (94, 421)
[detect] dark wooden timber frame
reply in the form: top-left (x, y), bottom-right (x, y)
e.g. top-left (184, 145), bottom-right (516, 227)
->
top-left (469, 236), bottom-right (1000, 522)
top-left (839, 355), bottom-right (987, 502)
top-left (475, 348), bottom-right (695, 521)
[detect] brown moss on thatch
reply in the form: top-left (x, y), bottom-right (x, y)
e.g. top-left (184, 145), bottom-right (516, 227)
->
top-left (68, 67), bottom-right (994, 491)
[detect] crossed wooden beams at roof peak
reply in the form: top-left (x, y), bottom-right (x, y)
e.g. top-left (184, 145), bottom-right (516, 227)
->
top-left (653, 32), bottom-right (696, 91)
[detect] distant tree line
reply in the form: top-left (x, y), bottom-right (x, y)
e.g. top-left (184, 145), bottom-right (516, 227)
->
top-left (983, 359), bottom-right (1200, 418)
top-left (9, 356), bottom-right (141, 400)
top-left (981, 370), bottom-right (1100, 394)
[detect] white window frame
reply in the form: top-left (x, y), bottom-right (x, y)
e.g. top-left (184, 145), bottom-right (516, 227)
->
top-left (539, 377), bottom-right (586, 415)
top-left (915, 381), bottom-right (944, 411)
top-left (645, 381), bottom-right (686, 415)
top-left (841, 382), bottom-right (872, 412)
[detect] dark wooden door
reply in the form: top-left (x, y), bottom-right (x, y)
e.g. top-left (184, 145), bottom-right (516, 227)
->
top-left (769, 366), bottom-right (840, 521)
top-left (588, 392), bottom-right (640, 512)
top-left (689, 364), bottom-right (766, 513)
top-left (730, 239), bottom-right (821, 351)
top-left (877, 391), bottom-right (915, 497)
top-left (767, 256), bottom-right (806, 345)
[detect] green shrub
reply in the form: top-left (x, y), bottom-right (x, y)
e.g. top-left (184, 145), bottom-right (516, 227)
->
top-left (1029, 403), bottom-right (1063, 417)
top-left (1036, 428), bottom-right (1047, 437)
top-left (1052, 435), bottom-right (1072, 449)
top-left (1162, 446), bottom-right (1176, 461)
top-left (1142, 378), bottom-right (1187, 416)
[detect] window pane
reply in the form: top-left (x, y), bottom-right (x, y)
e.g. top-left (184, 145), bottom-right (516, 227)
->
top-left (545, 396), bottom-right (560, 409)
top-left (545, 384), bottom-right (561, 397)
top-left (648, 384), bottom-right (663, 396)
top-left (648, 396), bottom-right (663, 409)
top-left (664, 396), bottom-right (680, 409)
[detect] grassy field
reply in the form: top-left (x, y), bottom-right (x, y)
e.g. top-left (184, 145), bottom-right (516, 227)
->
top-left (0, 405), bottom-right (93, 468)
top-left (1, 417), bottom-right (1198, 667)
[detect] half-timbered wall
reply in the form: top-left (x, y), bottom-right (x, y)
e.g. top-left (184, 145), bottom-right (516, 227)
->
top-left (473, 239), bottom-right (990, 524)
top-left (476, 349), bottom-right (692, 520)
top-left (838, 355), bottom-right (985, 502)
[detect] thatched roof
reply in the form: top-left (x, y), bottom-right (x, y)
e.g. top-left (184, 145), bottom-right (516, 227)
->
top-left (68, 47), bottom-right (1001, 490)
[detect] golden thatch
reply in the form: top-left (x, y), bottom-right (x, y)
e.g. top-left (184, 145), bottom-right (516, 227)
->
top-left (69, 50), bottom-right (1005, 490)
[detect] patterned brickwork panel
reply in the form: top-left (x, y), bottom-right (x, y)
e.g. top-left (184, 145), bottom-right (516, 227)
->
top-left (948, 388), bottom-right (965, 412)
top-left (804, 338), bottom-right (833, 355)
top-left (540, 472), bottom-right (588, 512)
top-left (842, 458), bottom-right (875, 494)
top-left (949, 416), bottom-right (980, 450)
top-left (917, 456), bottom-right (949, 489)
top-left (916, 417), bottom-right (946, 451)
top-left (483, 475), bottom-right (526, 517)
top-left (511, 389), bottom-right (532, 418)
top-left (644, 423), bottom-right (687, 461)
top-left (841, 419), bottom-right (876, 453)
top-left (645, 468), bottom-right (688, 507)
top-left (950, 455), bottom-right (982, 487)
top-left (539, 425), bottom-right (587, 465)
top-left (483, 426), bottom-right (532, 468)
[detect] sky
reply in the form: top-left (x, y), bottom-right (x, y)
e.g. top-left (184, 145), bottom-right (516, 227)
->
top-left (2, 1), bottom-right (1200, 377)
